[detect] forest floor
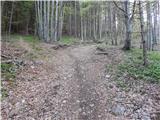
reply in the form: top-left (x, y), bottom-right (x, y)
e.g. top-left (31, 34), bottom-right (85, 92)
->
top-left (1, 38), bottom-right (160, 120)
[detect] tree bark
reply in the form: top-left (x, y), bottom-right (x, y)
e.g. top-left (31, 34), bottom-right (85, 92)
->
top-left (9, 2), bottom-right (14, 35)
top-left (139, 1), bottom-right (147, 66)
top-left (123, 1), bottom-right (131, 50)
top-left (54, 0), bottom-right (59, 41)
top-left (146, 2), bottom-right (153, 50)
top-left (51, 0), bottom-right (55, 42)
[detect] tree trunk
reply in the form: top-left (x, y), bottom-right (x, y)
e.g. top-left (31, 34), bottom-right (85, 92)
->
top-left (123, 1), bottom-right (131, 50)
top-left (146, 2), bottom-right (153, 50)
top-left (139, 1), bottom-right (147, 66)
top-left (51, 0), bottom-right (55, 42)
top-left (47, 1), bottom-right (50, 42)
top-left (75, 1), bottom-right (77, 37)
top-left (9, 2), bottom-right (14, 35)
top-left (79, 2), bottom-right (83, 42)
top-left (54, 0), bottom-right (59, 41)
top-left (69, 2), bottom-right (72, 36)
top-left (58, 1), bottom-right (63, 41)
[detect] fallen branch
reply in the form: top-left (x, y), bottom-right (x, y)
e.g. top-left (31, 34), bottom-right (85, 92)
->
top-left (96, 47), bottom-right (106, 52)
top-left (1, 54), bottom-right (11, 59)
top-left (96, 52), bottom-right (108, 55)
top-left (52, 44), bottom-right (69, 50)
top-left (1, 59), bottom-right (13, 63)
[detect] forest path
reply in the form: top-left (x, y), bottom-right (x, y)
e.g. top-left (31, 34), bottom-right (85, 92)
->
top-left (2, 43), bottom-right (125, 120)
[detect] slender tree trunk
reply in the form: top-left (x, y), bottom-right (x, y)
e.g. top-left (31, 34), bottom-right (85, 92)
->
top-left (81, 15), bottom-right (83, 42)
top-left (69, 2), bottom-right (72, 36)
top-left (108, 2), bottom-right (113, 44)
top-left (47, 1), bottom-right (50, 42)
top-left (59, 9), bottom-right (64, 41)
top-left (139, 1), bottom-right (147, 66)
top-left (75, 1), bottom-right (77, 37)
top-left (84, 18), bottom-right (86, 41)
top-left (58, 1), bottom-right (63, 41)
top-left (153, 2), bottom-right (158, 49)
top-left (146, 2), bottom-right (153, 50)
top-left (54, 0), bottom-right (58, 41)
top-left (9, 2), bottom-right (14, 35)
top-left (40, 1), bottom-right (43, 40)
top-left (51, 0), bottom-right (55, 42)
top-left (43, 1), bottom-right (47, 41)
top-left (93, 8), bottom-right (97, 41)
top-left (26, 18), bottom-right (30, 35)
top-left (99, 3), bottom-right (102, 40)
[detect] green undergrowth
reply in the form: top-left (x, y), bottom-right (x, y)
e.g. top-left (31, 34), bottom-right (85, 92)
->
top-left (1, 88), bottom-right (9, 99)
top-left (10, 34), bottom-right (39, 43)
top-left (97, 43), bottom-right (108, 50)
top-left (59, 36), bottom-right (77, 45)
top-left (1, 63), bottom-right (16, 80)
top-left (9, 34), bottom-right (40, 50)
top-left (117, 48), bottom-right (160, 84)
top-left (1, 63), bottom-right (17, 99)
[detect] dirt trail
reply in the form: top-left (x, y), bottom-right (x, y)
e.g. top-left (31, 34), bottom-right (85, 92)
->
top-left (2, 43), bottom-right (149, 120)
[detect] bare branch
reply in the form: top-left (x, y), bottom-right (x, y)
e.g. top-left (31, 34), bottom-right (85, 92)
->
top-left (113, 1), bottom-right (128, 17)
top-left (130, 1), bottom-right (136, 21)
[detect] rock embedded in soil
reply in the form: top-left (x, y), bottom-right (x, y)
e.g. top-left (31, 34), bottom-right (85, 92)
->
top-left (111, 104), bottom-right (126, 116)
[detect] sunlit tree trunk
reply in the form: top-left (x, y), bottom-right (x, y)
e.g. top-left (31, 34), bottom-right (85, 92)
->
top-left (146, 2), bottom-right (153, 50)
top-left (51, 0), bottom-right (55, 42)
top-left (54, 0), bottom-right (58, 41)
top-left (47, 1), bottom-right (50, 42)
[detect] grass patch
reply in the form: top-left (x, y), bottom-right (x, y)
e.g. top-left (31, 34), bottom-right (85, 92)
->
top-left (21, 35), bottom-right (39, 43)
top-left (11, 34), bottom-right (42, 51)
top-left (1, 88), bottom-right (9, 100)
top-left (9, 34), bottom-right (39, 43)
top-left (1, 63), bottom-right (17, 99)
top-left (59, 36), bottom-right (77, 45)
top-left (117, 48), bottom-right (160, 84)
top-left (1, 63), bottom-right (16, 81)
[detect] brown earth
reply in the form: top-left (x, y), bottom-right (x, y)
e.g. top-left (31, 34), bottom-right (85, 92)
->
top-left (1, 41), bottom-right (160, 120)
